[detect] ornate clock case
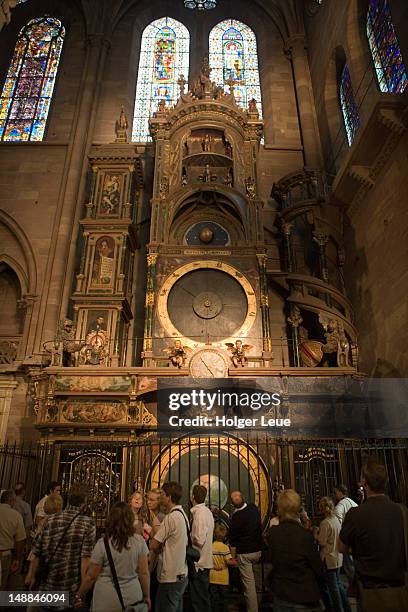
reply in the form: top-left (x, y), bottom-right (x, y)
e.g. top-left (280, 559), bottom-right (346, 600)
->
top-left (141, 66), bottom-right (273, 371)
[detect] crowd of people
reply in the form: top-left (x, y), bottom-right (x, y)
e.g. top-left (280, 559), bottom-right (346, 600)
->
top-left (0, 459), bottom-right (407, 612)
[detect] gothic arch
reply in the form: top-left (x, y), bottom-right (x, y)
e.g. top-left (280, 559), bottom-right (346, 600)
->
top-left (0, 209), bottom-right (37, 296)
top-left (167, 187), bottom-right (249, 244)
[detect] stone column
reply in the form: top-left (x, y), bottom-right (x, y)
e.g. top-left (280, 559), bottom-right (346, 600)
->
top-left (285, 34), bottom-right (323, 169)
top-left (313, 231), bottom-right (329, 283)
top-left (287, 305), bottom-right (303, 367)
top-left (281, 222), bottom-right (294, 272)
top-left (257, 254), bottom-right (273, 355)
top-left (0, 378), bottom-right (18, 443)
top-left (142, 253), bottom-right (158, 362)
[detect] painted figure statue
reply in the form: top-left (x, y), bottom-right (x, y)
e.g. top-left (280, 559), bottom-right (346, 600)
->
top-left (56, 319), bottom-right (84, 367)
top-left (163, 339), bottom-right (191, 368)
top-left (225, 340), bottom-right (253, 368)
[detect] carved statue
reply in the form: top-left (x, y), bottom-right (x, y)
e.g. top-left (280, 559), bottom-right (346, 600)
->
top-left (202, 133), bottom-right (212, 152)
top-left (177, 74), bottom-right (187, 94)
top-left (159, 176), bottom-right (169, 199)
top-left (163, 340), bottom-right (191, 368)
top-left (245, 176), bottom-right (256, 199)
top-left (224, 167), bottom-right (233, 187)
top-left (199, 164), bottom-right (216, 183)
top-left (191, 56), bottom-right (222, 100)
top-left (225, 340), bottom-right (253, 368)
top-left (223, 136), bottom-right (232, 157)
top-left (115, 106), bottom-right (129, 143)
top-left (299, 318), bottom-right (350, 368)
top-left (181, 167), bottom-right (188, 186)
top-left (248, 98), bottom-right (258, 113)
top-left (57, 319), bottom-right (85, 367)
top-left (157, 99), bottom-right (167, 113)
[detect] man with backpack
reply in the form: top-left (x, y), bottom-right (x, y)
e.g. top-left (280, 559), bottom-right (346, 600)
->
top-left (27, 483), bottom-right (95, 611)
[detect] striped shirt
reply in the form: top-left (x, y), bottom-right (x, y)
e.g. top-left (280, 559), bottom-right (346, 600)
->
top-left (31, 505), bottom-right (95, 600)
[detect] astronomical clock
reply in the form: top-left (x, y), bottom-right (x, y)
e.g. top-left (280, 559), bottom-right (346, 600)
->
top-left (141, 61), bottom-right (272, 374)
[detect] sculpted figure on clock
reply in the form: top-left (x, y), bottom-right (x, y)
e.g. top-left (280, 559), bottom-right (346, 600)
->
top-left (58, 319), bottom-right (85, 367)
top-left (163, 339), bottom-right (191, 368)
top-left (225, 340), bottom-right (253, 368)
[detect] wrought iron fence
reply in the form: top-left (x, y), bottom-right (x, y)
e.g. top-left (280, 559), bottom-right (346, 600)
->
top-left (1, 435), bottom-right (407, 526)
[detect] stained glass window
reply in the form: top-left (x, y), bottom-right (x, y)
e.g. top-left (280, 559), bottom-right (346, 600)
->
top-left (209, 19), bottom-right (262, 117)
top-left (132, 17), bottom-right (190, 142)
top-left (367, 0), bottom-right (407, 93)
top-left (0, 16), bottom-right (65, 142)
top-left (340, 64), bottom-right (360, 146)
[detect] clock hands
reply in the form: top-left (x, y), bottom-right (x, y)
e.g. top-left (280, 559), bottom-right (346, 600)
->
top-left (200, 357), bottom-right (214, 377)
top-left (180, 286), bottom-right (196, 298)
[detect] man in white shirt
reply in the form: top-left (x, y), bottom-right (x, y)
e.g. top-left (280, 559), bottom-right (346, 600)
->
top-left (334, 484), bottom-right (358, 523)
top-left (334, 484), bottom-right (358, 586)
top-left (0, 489), bottom-right (26, 590)
top-left (33, 480), bottom-right (61, 530)
top-left (190, 484), bottom-right (214, 612)
top-left (151, 482), bottom-right (188, 612)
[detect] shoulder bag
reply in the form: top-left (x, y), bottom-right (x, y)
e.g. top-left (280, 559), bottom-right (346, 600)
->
top-left (171, 508), bottom-right (200, 582)
top-left (36, 511), bottom-right (81, 585)
top-left (103, 536), bottom-right (147, 612)
top-left (358, 504), bottom-right (408, 612)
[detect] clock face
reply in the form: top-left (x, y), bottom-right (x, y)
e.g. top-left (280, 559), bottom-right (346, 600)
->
top-left (167, 269), bottom-right (248, 342)
top-left (189, 349), bottom-right (228, 378)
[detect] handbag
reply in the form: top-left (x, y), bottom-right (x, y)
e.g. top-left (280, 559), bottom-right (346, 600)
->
top-left (171, 508), bottom-right (200, 582)
top-left (104, 536), bottom-right (147, 612)
top-left (36, 511), bottom-right (81, 585)
top-left (358, 504), bottom-right (408, 612)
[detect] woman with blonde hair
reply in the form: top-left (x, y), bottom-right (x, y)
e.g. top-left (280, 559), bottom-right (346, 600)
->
top-left (129, 490), bottom-right (149, 540)
top-left (145, 488), bottom-right (165, 538)
top-left (316, 496), bottom-right (351, 612)
top-left (75, 501), bottom-right (150, 611)
top-left (266, 489), bottom-right (324, 611)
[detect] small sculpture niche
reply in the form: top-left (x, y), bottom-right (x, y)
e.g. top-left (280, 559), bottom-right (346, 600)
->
top-left (224, 167), bottom-right (233, 187)
top-left (222, 134), bottom-right (232, 157)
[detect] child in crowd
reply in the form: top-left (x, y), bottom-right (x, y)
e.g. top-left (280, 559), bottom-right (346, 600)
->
top-left (209, 521), bottom-right (237, 612)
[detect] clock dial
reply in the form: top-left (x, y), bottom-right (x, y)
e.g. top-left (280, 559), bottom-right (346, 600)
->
top-left (167, 269), bottom-right (247, 342)
top-left (189, 349), bottom-right (228, 378)
top-left (185, 221), bottom-right (229, 246)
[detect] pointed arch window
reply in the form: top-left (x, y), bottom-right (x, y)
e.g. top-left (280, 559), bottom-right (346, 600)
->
top-left (367, 0), bottom-right (407, 93)
top-left (340, 64), bottom-right (360, 146)
top-left (209, 19), bottom-right (262, 116)
top-left (0, 16), bottom-right (65, 142)
top-left (132, 17), bottom-right (190, 142)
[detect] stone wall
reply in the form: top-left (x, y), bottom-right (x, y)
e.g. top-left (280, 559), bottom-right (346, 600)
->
top-left (305, 0), bottom-right (408, 375)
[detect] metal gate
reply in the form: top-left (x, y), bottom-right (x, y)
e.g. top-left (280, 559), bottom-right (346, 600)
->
top-left (1, 436), bottom-right (408, 526)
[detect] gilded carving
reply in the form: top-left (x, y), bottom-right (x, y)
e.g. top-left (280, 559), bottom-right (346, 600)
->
top-left (225, 340), bottom-right (253, 368)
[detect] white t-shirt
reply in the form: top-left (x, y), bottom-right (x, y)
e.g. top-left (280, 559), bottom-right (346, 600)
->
top-left (154, 505), bottom-right (188, 583)
top-left (335, 497), bottom-right (358, 524)
top-left (34, 495), bottom-right (48, 522)
top-left (191, 503), bottom-right (214, 570)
